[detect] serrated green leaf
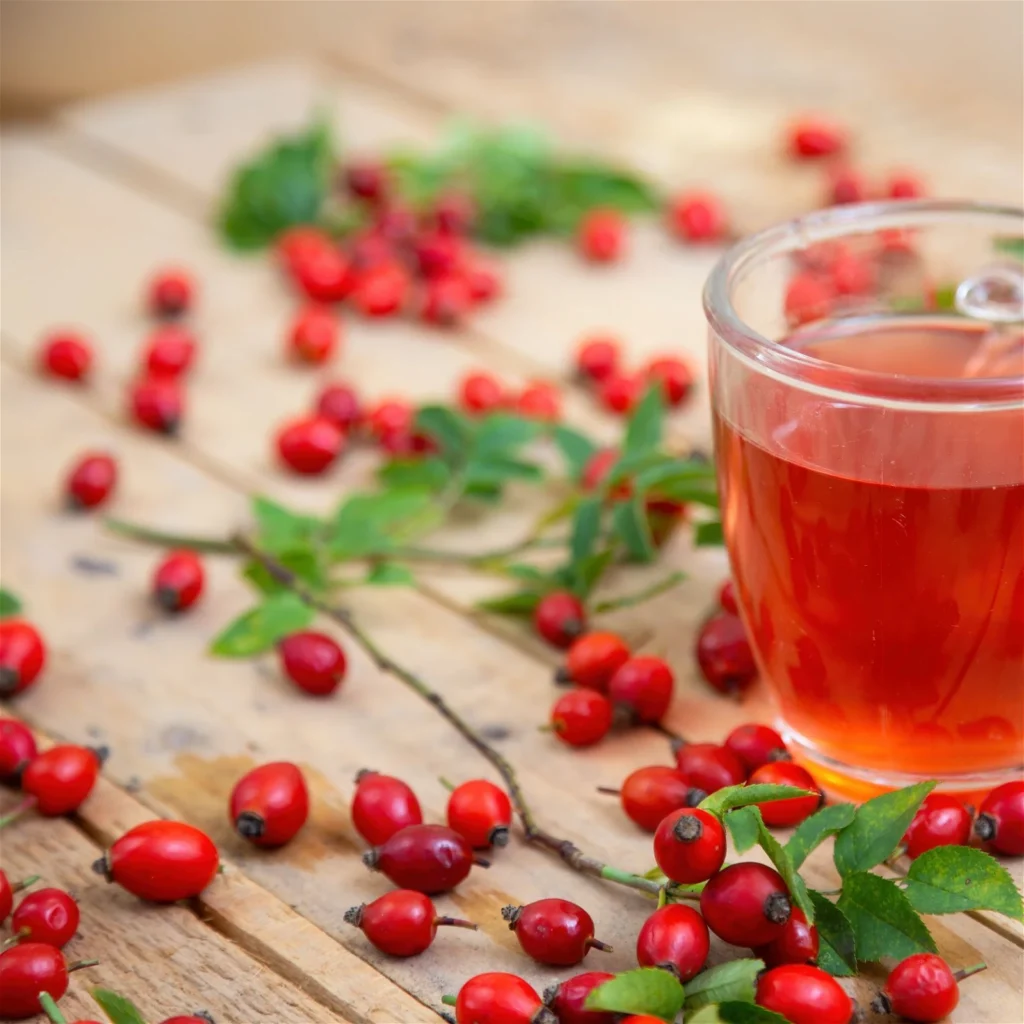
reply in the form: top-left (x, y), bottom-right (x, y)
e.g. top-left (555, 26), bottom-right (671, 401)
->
top-left (243, 549), bottom-right (325, 596)
top-left (251, 495), bottom-right (322, 554)
top-left (695, 520), bottom-right (725, 546)
top-left (570, 497), bottom-right (603, 566)
top-left (364, 563), bottom-right (415, 586)
top-left (209, 593), bottom-right (314, 657)
top-left (622, 386), bottom-right (665, 457)
top-left (809, 890), bottom-right (858, 976)
top-left (748, 807), bottom-right (815, 923)
top-left (91, 986), bottom-right (149, 1024)
top-left (0, 587), bottom-right (22, 619)
top-left (699, 784), bottom-right (817, 818)
top-left (474, 413), bottom-right (543, 456)
top-left (903, 845), bottom-right (1024, 921)
top-left (786, 803), bottom-right (857, 869)
top-left (477, 589), bottom-right (544, 615)
top-left (329, 490), bottom-right (439, 558)
top-left (718, 1003), bottom-right (791, 1024)
top-left (995, 235), bottom-right (1024, 260)
top-left (585, 967), bottom-right (684, 1022)
top-left (464, 454), bottom-right (543, 488)
top-left (378, 457), bottom-right (452, 492)
top-left (416, 405), bottom-right (471, 462)
top-left (683, 958), bottom-right (763, 1011)
top-left (837, 871), bottom-right (937, 961)
top-left (834, 781), bottom-right (935, 876)
top-left (553, 425), bottom-right (598, 481)
top-left (725, 806), bottom-right (761, 853)
top-left (612, 497), bottom-right (656, 562)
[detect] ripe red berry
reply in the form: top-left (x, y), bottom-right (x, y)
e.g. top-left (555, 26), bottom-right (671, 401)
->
top-left (542, 971), bottom-right (617, 1024)
top-left (975, 780), bottom-right (1024, 856)
top-left (757, 964), bottom-right (853, 1024)
top-left (724, 723), bottom-right (787, 773)
top-left (64, 452), bottom-right (117, 511)
top-left (447, 779), bottom-right (513, 849)
top-left (464, 258), bottom-right (502, 303)
top-left (352, 262), bottom-right (410, 317)
top-left (667, 192), bottom-right (726, 243)
top-left (159, 1017), bottom-right (215, 1024)
top-left (575, 336), bottom-right (621, 383)
top-left (287, 306), bottom-right (340, 364)
top-left (345, 889), bottom-right (477, 957)
top-left (39, 332), bottom-right (92, 383)
top-left (459, 372), bottom-right (506, 415)
top-left (559, 632), bottom-right (630, 692)
top-left (887, 172), bottom-right (926, 200)
top-left (129, 376), bottom-right (184, 435)
top-left (717, 580), bottom-right (738, 613)
top-left (0, 943), bottom-right (92, 1019)
top-left (598, 374), bottom-right (640, 415)
top-left (275, 415), bottom-right (344, 475)
top-left (421, 274), bottom-right (473, 327)
top-left (21, 744), bottom-right (101, 816)
top-left (0, 621), bottom-right (46, 698)
top-left (608, 656), bottom-right (674, 724)
top-left (753, 908), bottom-right (819, 967)
top-left (345, 161), bottom-right (390, 203)
top-left (10, 888), bottom-right (79, 948)
top-left (515, 381), bottom-right (562, 422)
top-left (414, 233), bottom-right (463, 279)
top-left (636, 904), bottom-right (710, 982)
top-left (351, 770), bottom-right (422, 845)
top-left (143, 325), bottom-right (197, 378)
top-left (787, 116), bottom-right (846, 159)
top-left (578, 209), bottom-right (626, 263)
top-left (503, 899), bottom-right (610, 966)
top-left (363, 824), bottom-right (477, 894)
top-left (784, 273), bottom-right (835, 328)
top-left (94, 820), bottom-right (218, 902)
top-left (550, 690), bottom-right (613, 748)
top-left (379, 428), bottom-right (437, 458)
top-left (749, 762), bottom-right (822, 827)
top-left (148, 269), bottom-right (194, 318)
top-left (315, 381), bottom-right (362, 432)
top-left (365, 398), bottom-right (414, 442)
top-left (0, 872), bottom-right (37, 925)
top-left (534, 592), bottom-right (586, 649)
top-left (152, 550), bottom-right (204, 613)
top-left (277, 227), bottom-right (332, 273)
top-left (695, 611), bottom-right (758, 696)
top-left (432, 192), bottom-right (476, 236)
top-left (454, 973), bottom-right (555, 1024)
top-left (875, 955), bottom-right (983, 1023)
top-left (902, 793), bottom-right (973, 859)
top-left (643, 356), bottom-right (694, 407)
top-left (653, 808), bottom-right (727, 884)
top-left (291, 245), bottom-right (354, 303)
top-left (230, 762), bottom-right (308, 848)
top-left (827, 166), bottom-right (867, 206)
top-left (349, 230), bottom-right (398, 272)
top-left (674, 742), bottom-right (746, 794)
top-left (609, 766), bottom-right (702, 832)
top-left (830, 252), bottom-right (875, 297)
top-left (701, 862), bottom-right (791, 946)
top-left (0, 719), bottom-right (37, 783)
top-left (277, 631), bottom-right (346, 697)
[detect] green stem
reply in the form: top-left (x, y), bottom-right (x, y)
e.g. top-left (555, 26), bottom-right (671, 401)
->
top-left (11, 874), bottom-right (39, 892)
top-left (0, 797), bottom-right (36, 830)
top-left (105, 517), bottom-right (237, 554)
top-left (37, 993), bottom-right (67, 1024)
top-left (441, 995), bottom-right (457, 1007)
top-left (954, 963), bottom-right (987, 983)
top-left (592, 570), bottom-right (687, 613)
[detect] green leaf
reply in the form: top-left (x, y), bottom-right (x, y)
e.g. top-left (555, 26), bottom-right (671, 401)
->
top-left (834, 781), bottom-right (935, 877)
top-left (718, 1003), bottom-right (791, 1024)
top-left (416, 405), bottom-right (471, 462)
top-left (364, 563), bottom-right (415, 586)
top-left (91, 987), bottom-right (148, 1024)
top-left (209, 593), bottom-right (314, 657)
top-left (903, 845), bottom-right (1024, 921)
top-left (0, 587), bottom-right (22, 618)
top-left (474, 413), bottom-right (543, 456)
top-left (612, 498), bottom-right (656, 562)
top-left (243, 549), bottom-right (325, 595)
top-left (463, 454), bottom-right (543, 489)
top-left (251, 496), bottom-right (322, 554)
top-left (553, 425), bottom-right (598, 481)
top-left (622, 385), bottom-right (665, 457)
top-left (501, 563), bottom-right (549, 582)
top-left (477, 589), bottom-right (544, 616)
top-left (724, 807), bottom-right (761, 853)
top-left (683, 958), bottom-right (763, 1011)
top-left (565, 549), bottom-right (616, 598)
top-left (995, 235), bottom-right (1024, 260)
top-left (634, 463), bottom-right (720, 508)
top-left (699, 784), bottom-right (818, 818)
top-left (809, 890), bottom-right (858, 976)
top-left (570, 497), bottom-right (603, 567)
top-left (695, 520), bottom-right (725, 546)
top-left (378, 457), bottom-right (452, 492)
top-left (837, 870), bottom-right (937, 962)
top-left (786, 803), bottom-right (857, 869)
top-left (748, 807), bottom-right (815, 923)
top-left (329, 490), bottom-right (440, 558)
top-left (584, 967), bottom-right (684, 1022)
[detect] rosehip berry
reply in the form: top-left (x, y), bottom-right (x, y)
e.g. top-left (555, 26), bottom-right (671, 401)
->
top-left (902, 793), bottom-right (973, 859)
top-left (788, 116), bottom-right (846, 159)
top-left (0, 872), bottom-right (37, 924)
top-left (143, 325), bottom-right (197, 378)
top-left (351, 769), bottom-right (422, 845)
top-left (653, 808), bottom-right (727, 883)
top-left (421, 273), bottom-right (473, 327)
top-left (379, 429), bottom-right (437, 458)
top-left (345, 889), bottom-right (477, 957)
top-left (830, 252), bottom-right (875, 296)
top-left (636, 904), bottom-right (710, 981)
top-left (0, 943), bottom-right (94, 1019)
top-left (277, 631), bottom-right (346, 696)
top-left (667, 192), bottom-right (726, 243)
top-left (447, 779), bottom-right (513, 849)
top-left (696, 611), bottom-right (758, 696)
top-left (19, 744), bottom-right (102, 817)
top-left (888, 172), bottom-right (926, 200)
top-left (0, 621), bottom-right (46, 698)
top-left (757, 966), bottom-right (853, 1024)
top-left (827, 166), bottom-right (867, 206)
top-left (39, 332), bottom-right (92, 383)
top-left (515, 381), bottom-right (562, 422)
top-left (277, 227), bottom-right (332, 274)
top-left (503, 899), bottom-right (611, 966)
top-left (874, 955), bottom-right (985, 1023)
top-left (598, 374), bottom-right (640, 415)
top-left (432, 192), bottom-right (476, 236)
top-left (459, 372), bottom-right (506, 415)
top-left (64, 452), bottom-right (117, 511)
top-left (93, 820), bottom-right (219, 902)
top-left (753, 908), bottom-right (819, 967)
top-left (620, 1018), bottom-right (667, 1024)
top-left (558, 632), bottom-right (630, 691)
top-left (724, 723), bottom-right (788, 773)
top-left (454, 973), bottom-right (556, 1024)
top-left (578, 209), bottom-right (626, 263)
top-left (464, 258), bottom-right (502, 303)
top-left (608, 656), bottom-right (674, 725)
top-left (291, 245), bottom-right (353, 303)
top-left (345, 161), bottom-right (389, 203)
top-left (414, 232), bottom-right (463, 279)
top-left (749, 762), bottom-right (822, 827)
top-left (975, 780), bottom-right (1024, 856)
top-left (315, 381), bottom-right (362, 432)
top-left (643, 356), bottom-right (693, 407)
top-left (701, 862), bottom-right (791, 946)
top-left (287, 305), bottom-right (340, 365)
top-left (674, 742), bottom-right (746, 794)
top-left (275, 415), bottom-right (344, 475)
top-left (366, 399), bottom-right (414, 442)
top-left (784, 272), bottom-right (835, 328)
top-left (534, 592), bottom-right (586, 649)
top-left (230, 762), bottom-right (308, 848)
top-left (160, 1017), bottom-right (215, 1024)
top-left (129, 376), bottom-right (184, 435)
top-left (575, 336), bottom-right (621, 383)
top-left (148, 268), bottom-right (194, 318)
top-left (352, 262), bottom-right (409, 317)
top-left (0, 719), bottom-right (38, 784)
top-left (152, 550), bottom-right (204, 613)
top-left (349, 229), bottom-right (397, 272)
top-left (542, 971), bottom-right (617, 1024)
top-left (606, 766), bottom-right (703, 832)
top-left (9, 888), bottom-right (79, 948)
top-left (363, 824), bottom-right (477, 894)
top-left (550, 690), bottom-right (613, 748)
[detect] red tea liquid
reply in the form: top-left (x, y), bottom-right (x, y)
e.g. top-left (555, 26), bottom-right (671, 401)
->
top-left (716, 319), bottom-right (1024, 786)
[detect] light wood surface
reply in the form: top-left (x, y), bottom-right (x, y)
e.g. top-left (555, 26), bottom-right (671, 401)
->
top-left (2, 16), bottom-right (1022, 1024)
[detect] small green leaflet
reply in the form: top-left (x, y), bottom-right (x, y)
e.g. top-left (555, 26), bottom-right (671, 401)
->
top-left (833, 781), bottom-right (935, 876)
top-left (570, 497), bottom-right (603, 566)
top-left (416, 405), bottom-right (470, 461)
top-left (809, 890), bottom-right (858, 976)
top-left (473, 413), bottom-right (543, 455)
top-left (683, 958), bottom-right (763, 1011)
top-left (0, 587), bottom-right (21, 618)
top-left (688, 1003), bottom-right (790, 1024)
top-left (746, 807), bottom-right (815, 923)
top-left (902, 845), bottom-right (1024, 921)
top-left (612, 498), bottom-right (656, 562)
top-left (699, 783), bottom-right (817, 818)
top-left (837, 870), bottom-right (937, 962)
top-left (210, 593), bottom-right (314, 657)
top-left (724, 807), bottom-right (760, 853)
top-left (364, 563), bottom-right (415, 586)
top-left (477, 589), bottom-right (544, 616)
top-left (785, 803), bottom-right (857, 869)
top-left (622, 386), bottom-right (665, 457)
top-left (378, 457), bottom-right (452, 492)
top-left (251, 496), bottom-right (322, 555)
top-left (695, 520), bottom-right (725, 546)
top-left (243, 549), bottom-right (325, 595)
top-left (90, 987), bottom-right (148, 1024)
top-left (585, 967), bottom-right (684, 1022)
top-left (553, 425), bottom-right (598, 481)
top-left (995, 235), bottom-right (1024, 261)
top-left (329, 490), bottom-right (440, 559)
top-left (463, 454), bottom-right (543, 489)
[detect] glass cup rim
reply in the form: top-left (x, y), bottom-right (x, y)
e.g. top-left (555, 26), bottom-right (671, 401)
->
top-left (703, 199), bottom-right (1024, 411)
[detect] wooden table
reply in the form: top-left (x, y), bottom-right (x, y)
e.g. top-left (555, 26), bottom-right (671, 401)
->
top-left (2, 18), bottom-right (1022, 1023)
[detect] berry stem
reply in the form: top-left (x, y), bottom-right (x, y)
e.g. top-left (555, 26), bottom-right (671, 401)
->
top-left (37, 993), bottom-right (68, 1024)
top-left (11, 874), bottom-right (40, 892)
top-left (595, 786), bottom-right (621, 795)
top-left (954, 963), bottom-right (987, 982)
top-left (68, 959), bottom-right (100, 972)
top-left (1, 929), bottom-right (27, 948)
top-left (435, 916), bottom-right (479, 930)
top-left (441, 995), bottom-right (458, 1007)
top-left (104, 517), bottom-right (237, 554)
top-left (0, 796), bottom-right (36, 829)
top-left (438, 776), bottom-right (456, 792)
top-left (587, 938), bottom-right (614, 953)
top-left (592, 571), bottom-right (687, 612)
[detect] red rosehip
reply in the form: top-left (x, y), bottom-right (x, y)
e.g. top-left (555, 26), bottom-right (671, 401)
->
top-left (756, 964), bottom-right (853, 1024)
top-left (148, 268), bottom-right (194, 318)
top-left (559, 632), bottom-right (630, 692)
top-left (352, 262), bottom-right (410, 317)
top-left (414, 232), bottom-right (463, 279)
top-left (278, 631), bottom-right (346, 696)
top-left (875, 954), bottom-right (982, 1023)
top-left (578, 209), bottom-right (626, 263)
top-left (701, 862), bottom-right (792, 946)
top-left (667, 192), bottom-right (726, 243)
top-left (503, 898), bottom-right (610, 966)
top-left (152, 550), bottom-right (204, 613)
top-left (129, 376), bottom-right (184, 435)
top-left (349, 229), bottom-right (397, 272)
top-left (21, 744), bottom-right (101, 816)
top-left (542, 972), bottom-right (617, 1024)
top-left (459, 372), bottom-right (506, 415)
top-left (94, 820), bottom-right (219, 902)
top-left (0, 719), bottom-right (38, 783)
top-left (830, 252), bottom-right (875, 297)
top-left (447, 779), bottom-right (513, 848)
top-left (379, 429), bottom-right (437, 458)
top-left (902, 793), bottom-right (973, 859)
top-left (636, 904), bottom-right (710, 981)
top-left (277, 227), bottom-right (332, 274)
top-left (516, 381), bottom-right (562, 421)
top-left (653, 808), bottom-right (727, 884)
top-left (753, 908), bottom-right (819, 967)
top-left (575, 335), bottom-right (621, 383)
top-left (464, 258), bottom-right (503, 303)
top-left (696, 611), bottom-right (757, 696)
top-left (717, 580), bottom-right (738, 614)
top-left (674, 742), bottom-right (746, 794)
top-left (9, 888), bottom-right (79, 949)
top-left (230, 762), bottom-right (309, 847)
top-left (0, 943), bottom-right (91, 1019)
top-left (159, 1017), bottom-right (214, 1024)
top-left (749, 761), bottom-right (821, 827)
top-left (534, 592), bottom-right (587, 649)
top-left (351, 770), bottom-right (422, 845)
top-left (643, 356), bottom-right (694, 407)
top-left (142, 325), bottom-right (197, 378)
top-left (64, 452), bottom-right (117, 511)
top-left (550, 690), bottom-right (613, 748)
top-left (887, 172), bottom-right (926, 200)
top-left (432, 192), bottom-right (476, 235)
top-left (365, 399), bottom-right (414, 442)
top-left (787, 116), bottom-right (846, 159)
top-left (421, 275), bottom-right (473, 326)
top-left (608, 765), bottom-right (702, 832)
top-left (345, 161), bottom-right (390, 203)
top-left (375, 205), bottom-right (418, 245)
top-left (0, 621), bottom-right (47, 698)
top-left (455, 973), bottom-right (555, 1024)
top-left (975, 780), bottom-right (1024, 856)
top-left (827, 166), bottom-right (867, 206)
top-left (315, 381), bottom-right (363, 432)
top-left (363, 824), bottom-right (477, 894)
top-left (39, 332), bottom-right (92, 383)
top-left (287, 305), bottom-right (340, 365)
top-left (607, 656), bottom-right (674, 725)
top-left (724, 723), bottom-right (788, 773)
top-left (784, 272), bottom-right (835, 328)
top-left (291, 245), bottom-right (353, 303)
top-left (598, 374), bottom-right (640, 415)
top-left (276, 415), bottom-right (344, 475)
top-left (345, 889), bottom-right (477, 957)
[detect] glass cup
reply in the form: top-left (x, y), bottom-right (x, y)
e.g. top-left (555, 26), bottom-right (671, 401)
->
top-left (703, 201), bottom-right (1024, 797)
